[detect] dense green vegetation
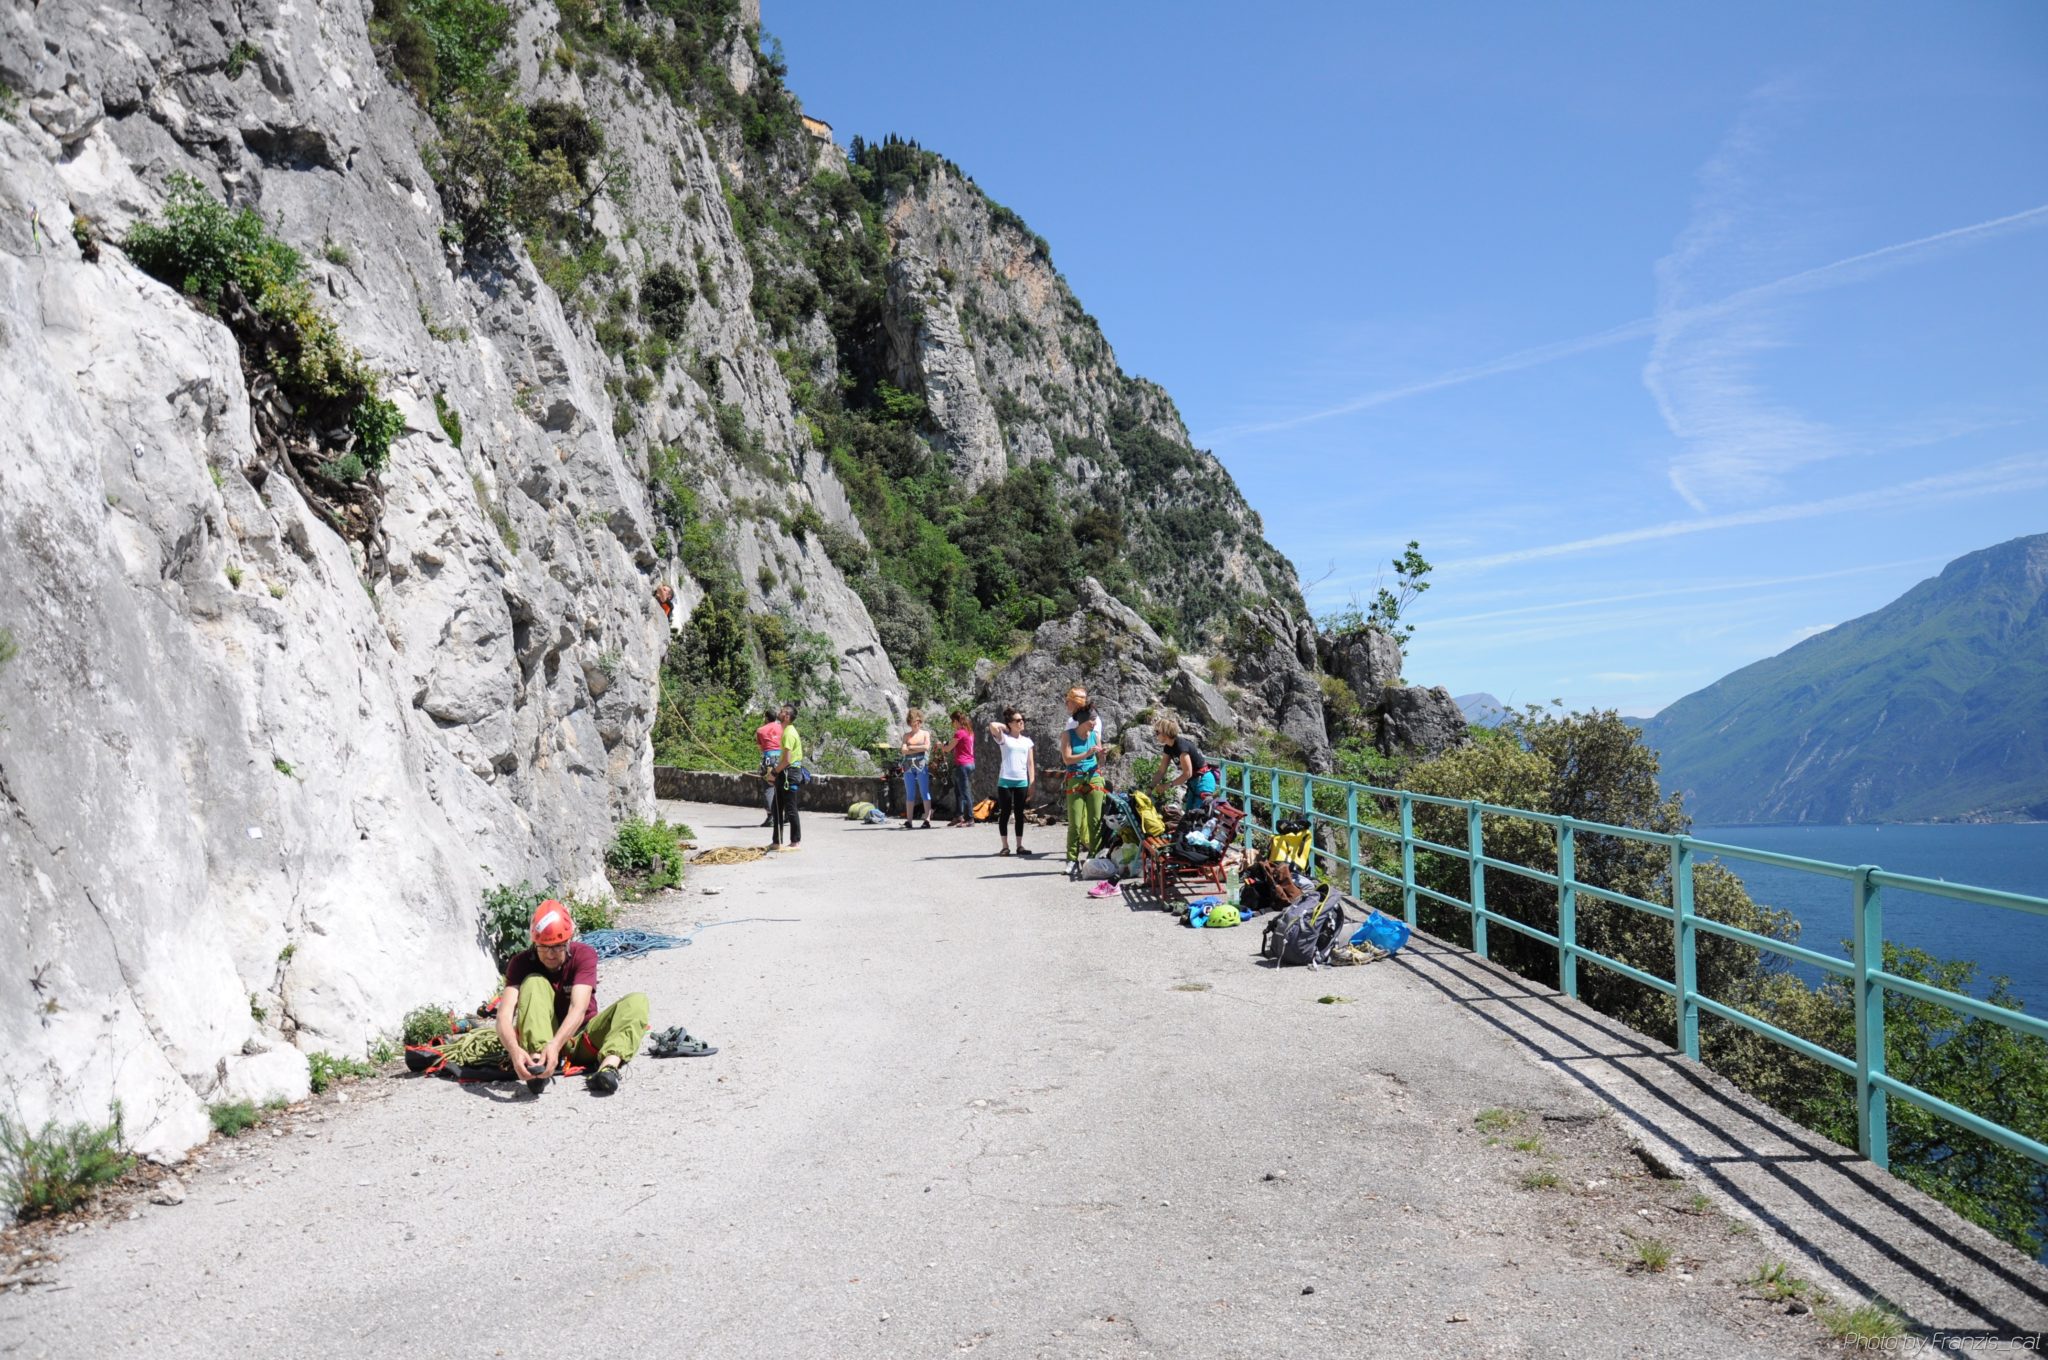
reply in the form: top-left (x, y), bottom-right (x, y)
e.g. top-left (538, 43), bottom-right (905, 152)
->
top-left (125, 176), bottom-right (403, 484)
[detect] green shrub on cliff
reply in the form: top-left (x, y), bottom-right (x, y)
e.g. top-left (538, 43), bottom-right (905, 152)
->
top-left (126, 176), bottom-right (402, 479)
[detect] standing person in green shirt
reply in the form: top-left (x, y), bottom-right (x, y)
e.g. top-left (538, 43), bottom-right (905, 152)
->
top-left (768, 702), bottom-right (805, 850)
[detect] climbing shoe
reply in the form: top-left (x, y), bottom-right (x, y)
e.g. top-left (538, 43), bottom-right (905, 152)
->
top-left (525, 1073), bottom-right (551, 1096)
top-left (589, 1063), bottom-right (624, 1095)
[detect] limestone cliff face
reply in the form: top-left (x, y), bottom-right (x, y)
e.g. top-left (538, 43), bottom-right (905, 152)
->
top-left (0, 0), bottom-right (897, 1157)
top-left (879, 167), bottom-right (1303, 643)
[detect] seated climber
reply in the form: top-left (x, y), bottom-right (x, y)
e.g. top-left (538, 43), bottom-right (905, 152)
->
top-left (497, 900), bottom-right (650, 1095)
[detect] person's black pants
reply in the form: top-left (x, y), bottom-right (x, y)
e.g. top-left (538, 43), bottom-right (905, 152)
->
top-left (995, 786), bottom-right (1028, 839)
top-left (772, 771), bottom-right (802, 845)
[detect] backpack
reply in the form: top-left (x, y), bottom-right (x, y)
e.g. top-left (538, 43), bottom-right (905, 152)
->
top-left (1171, 808), bottom-right (1227, 864)
top-left (1240, 858), bottom-right (1304, 915)
top-left (1130, 790), bottom-right (1166, 838)
top-left (846, 801), bottom-right (877, 820)
top-left (973, 798), bottom-right (995, 821)
top-left (1261, 885), bottom-right (1353, 967)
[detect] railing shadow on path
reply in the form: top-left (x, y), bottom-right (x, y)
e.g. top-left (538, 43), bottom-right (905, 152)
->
top-left (1391, 934), bottom-right (2048, 1336)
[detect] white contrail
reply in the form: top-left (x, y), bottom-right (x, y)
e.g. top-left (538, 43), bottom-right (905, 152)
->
top-left (1421, 557), bottom-right (1945, 628)
top-left (1440, 455), bottom-right (2048, 572)
top-left (1200, 203), bottom-right (2048, 445)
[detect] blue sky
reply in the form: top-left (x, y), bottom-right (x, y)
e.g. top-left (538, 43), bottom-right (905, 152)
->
top-left (768, 1), bottom-right (2048, 715)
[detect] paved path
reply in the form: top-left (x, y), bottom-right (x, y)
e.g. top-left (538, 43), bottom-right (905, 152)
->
top-left (3, 802), bottom-right (2041, 1358)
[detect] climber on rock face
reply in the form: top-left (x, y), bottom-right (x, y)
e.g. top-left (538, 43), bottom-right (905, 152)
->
top-left (497, 900), bottom-right (651, 1096)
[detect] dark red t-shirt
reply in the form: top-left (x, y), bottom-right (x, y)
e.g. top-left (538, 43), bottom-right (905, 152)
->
top-left (504, 942), bottom-right (599, 1031)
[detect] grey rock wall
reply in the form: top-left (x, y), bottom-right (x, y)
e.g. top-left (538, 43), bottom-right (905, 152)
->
top-left (0, 0), bottom-right (898, 1157)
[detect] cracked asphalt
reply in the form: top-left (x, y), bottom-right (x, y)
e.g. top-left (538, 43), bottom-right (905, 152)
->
top-left (0, 800), bottom-right (1868, 1358)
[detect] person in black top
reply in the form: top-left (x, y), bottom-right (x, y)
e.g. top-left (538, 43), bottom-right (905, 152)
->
top-left (1153, 716), bottom-right (1220, 810)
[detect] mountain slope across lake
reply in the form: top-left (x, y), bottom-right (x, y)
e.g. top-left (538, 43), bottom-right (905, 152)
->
top-left (1645, 534), bottom-right (2048, 824)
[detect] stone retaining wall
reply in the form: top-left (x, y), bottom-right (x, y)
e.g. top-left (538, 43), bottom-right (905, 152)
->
top-left (654, 767), bottom-right (889, 815)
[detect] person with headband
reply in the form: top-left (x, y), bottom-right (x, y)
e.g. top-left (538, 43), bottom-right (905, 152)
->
top-left (496, 900), bottom-right (651, 1096)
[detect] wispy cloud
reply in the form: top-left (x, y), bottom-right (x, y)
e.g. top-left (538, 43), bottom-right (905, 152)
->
top-left (1421, 556), bottom-right (1941, 628)
top-left (1199, 180), bottom-right (2048, 449)
top-left (1438, 454), bottom-right (2048, 572)
top-left (1201, 316), bottom-right (1656, 442)
top-left (1650, 84), bottom-right (1850, 510)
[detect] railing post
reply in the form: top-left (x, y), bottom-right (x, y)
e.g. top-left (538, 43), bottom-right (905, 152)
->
top-left (1852, 865), bottom-right (1889, 1169)
top-left (1399, 793), bottom-right (1416, 926)
top-left (1671, 839), bottom-right (1699, 1061)
top-left (1557, 821), bottom-right (1578, 1000)
top-left (1345, 785), bottom-right (1360, 899)
top-left (1239, 764), bottom-right (1253, 824)
top-left (1268, 768), bottom-right (1280, 836)
top-left (1467, 801), bottom-right (1487, 959)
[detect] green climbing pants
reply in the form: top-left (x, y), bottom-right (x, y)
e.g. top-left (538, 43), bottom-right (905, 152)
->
top-left (1065, 785), bottom-right (1105, 863)
top-left (513, 974), bottom-right (650, 1067)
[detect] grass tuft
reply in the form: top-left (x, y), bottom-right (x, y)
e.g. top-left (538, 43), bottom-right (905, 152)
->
top-left (1745, 1260), bottom-right (1817, 1303)
top-left (0, 1106), bottom-right (135, 1219)
top-left (1520, 1169), bottom-right (1562, 1190)
top-left (1627, 1235), bottom-right (1674, 1273)
top-left (306, 1051), bottom-right (378, 1095)
top-left (1474, 1107), bottom-right (1526, 1136)
top-left (402, 1004), bottom-right (456, 1046)
top-left (1818, 1301), bottom-right (1906, 1345)
top-left (209, 1100), bottom-right (261, 1137)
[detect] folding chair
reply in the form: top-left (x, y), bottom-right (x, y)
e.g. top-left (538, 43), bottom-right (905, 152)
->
top-left (1143, 802), bottom-right (1246, 901)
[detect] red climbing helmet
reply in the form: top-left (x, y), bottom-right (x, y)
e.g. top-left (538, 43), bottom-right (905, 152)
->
top-left (529, 900), bottom-right (573, 946)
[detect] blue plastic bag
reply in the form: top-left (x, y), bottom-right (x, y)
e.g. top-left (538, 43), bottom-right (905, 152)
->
top-left (1351, 910), bottom-right (1412, 955)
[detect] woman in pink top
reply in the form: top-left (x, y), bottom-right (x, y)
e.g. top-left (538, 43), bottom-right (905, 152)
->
top-left (753, 708), bottom-right (783, 826)
top-left (943, 709), bottom-right (976, 826)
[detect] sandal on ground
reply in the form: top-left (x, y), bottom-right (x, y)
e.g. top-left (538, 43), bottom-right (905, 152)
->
top-left (998, 845), bottom-right (1012, 856)
top-left (648, 1026), bottom-right (719, 1058)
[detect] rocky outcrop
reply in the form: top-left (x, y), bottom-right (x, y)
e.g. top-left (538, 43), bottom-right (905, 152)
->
top-left (1375, 685), bottom-right (1471, 760)
top-left (0, 0), bottom-right (901, 1155)
top-left (1227, 607), bottom-right (1334, 773)
top-left (1320, 627), bottom-right (1403, 701)
top-left (974, 579), bottom-right (1167, 798)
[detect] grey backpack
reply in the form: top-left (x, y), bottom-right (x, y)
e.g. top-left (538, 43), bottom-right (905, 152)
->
top-left (1261, 886), bottom-right (1353, 967)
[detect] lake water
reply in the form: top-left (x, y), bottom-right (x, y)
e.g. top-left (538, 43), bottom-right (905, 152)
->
top-left (1691, 823), bottom-right (2048, 1018)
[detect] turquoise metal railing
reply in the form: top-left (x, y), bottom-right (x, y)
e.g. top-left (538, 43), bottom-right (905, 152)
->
top-left (1219, 759), bottom-right (2048, 1179)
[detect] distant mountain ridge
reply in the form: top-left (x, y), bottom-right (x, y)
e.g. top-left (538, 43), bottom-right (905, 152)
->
top-left (1644, 534), bottom-right (2048, 824)
top-left (1455, 692), bottom-right (1510, 728)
